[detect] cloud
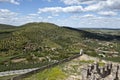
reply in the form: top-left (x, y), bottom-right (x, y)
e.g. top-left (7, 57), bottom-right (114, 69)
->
top-left (43, 0), bottom-right (52, 2)
top-left (60, 0), bottom-right (120, 12)
top-left (39, 0), bottom-right (120, 13)
top-left (48, 16), bottom-right (53, 19)
top-left (60, 0), bottom-right (106, 5)
top-left (98, 11), bottom-right (117, 16)
top-left (0, 0), bottom-right (19, 5)
top-left (60, 0), bottom-right (80, 5)
top-left (38, 6), bottom-right (83, 13)
top-left (0, 9), bottom-right (17, 18)
top-left (84, 0), bottom-right (120, 11)
top-left (0, 9), bottom-right (18, 24)
top-left (84, 2), bottom-right (104, 11)
top-left (68, 14), bottom-right (120, 28)
top-left (0, 8), bottom-right (120, 28)
top-left (82, 14), bottom-right (96, 18)
top-left (70, 14), bottom-right (96, 20)
top-left (0, 0), bottom-right (120, 28)
top-left (0, 9), bottom-right (43, 25)
top-left (60, 0), bottom-right (93, 5)
top-left (28, 14), bottom-right (38, 17)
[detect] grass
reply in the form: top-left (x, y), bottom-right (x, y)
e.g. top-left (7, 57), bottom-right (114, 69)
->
top-left (24, 66), bottom-right (67, 80)
top-left (102, 57), bottom-right (120, 62)
top-left (79, 60), bottom-right (105, 66)
top-left (0, 75), bottom-right (17, 80)
top-left (98, 62), bottom-right (105, 67)
top-left (79, 60), bottom-right (94, 64)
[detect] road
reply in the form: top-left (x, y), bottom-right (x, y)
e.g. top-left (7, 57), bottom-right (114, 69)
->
top-left (0, 50), bottom-right (83, 77)
top-left (0, 68), bottom-right (39, 77)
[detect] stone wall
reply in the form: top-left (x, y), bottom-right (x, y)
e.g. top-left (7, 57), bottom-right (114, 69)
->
top-left (8, 53), bottom-right (82, 80)
top-left (81, 62), bottom-right (120, 80)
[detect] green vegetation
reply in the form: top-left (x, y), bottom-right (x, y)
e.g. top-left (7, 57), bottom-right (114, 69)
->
top-left (79, 60), bottom-right (94, 64)
top-left (98, 62), bottom-right (105, 67)
top-left (79, 60), bottom-right (105, 66)
top-left (0, 22), bottom-right (120, 72)
top-left (102, 57), bottom-right (120, 62)
top-left (24, 67), bottom-right (67, 80)
top-left (0, 61), bottom-right (51, 72)
top-left (0, 24), bottom-right (16, 30)
top-left (82, 28), bottom-right (120, 36)
top-left (0, 22), bottom-right (83, 71)
top-left (0, 75), bottom-right (17, 80)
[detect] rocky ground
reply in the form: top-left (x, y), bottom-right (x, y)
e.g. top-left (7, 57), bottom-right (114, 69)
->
top-left (60, 54), bottom-right (120, 80)
top-left (22, 54), bottom-right (120, 80)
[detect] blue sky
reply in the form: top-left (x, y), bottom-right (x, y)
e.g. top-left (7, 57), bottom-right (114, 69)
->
top-left (0, 0), bottom-right (120, 28)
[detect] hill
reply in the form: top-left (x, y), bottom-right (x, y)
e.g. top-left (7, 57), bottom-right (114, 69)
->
top-left (0, 22), bottom-right (120, 72)
top-left (79, 28), bottom-right (120, 36)
top-left (0, 24), bottom-right (18, 40)
top-left (0, 24), bottom-right (16, 30)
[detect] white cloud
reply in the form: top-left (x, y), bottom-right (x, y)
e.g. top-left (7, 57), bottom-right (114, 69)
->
top-left (105, 0), bottom-right (120, 10)
top-left (0, 0), bottom-right (19, 5)
top-left (39, 0), bottom-right (120, 13)
top-left (60, 0), bottom-right (80, 5)
top-left (60, 0), bottom-right (93, 5)
top-left (38, 6), bottom-right (83, 13)
top-left (84, 0), bottom-right (120, 11)
top-left (1, 0), bottom-right (120, 28)
top-left (84, 2), bottom-right (105, 11)
top-left (0, 9), bottom-right (43, 25)
top-left (48, 16), bottom-right (53, 19)
top-left (28, 14), bottom-right (39, 16)
top-left (82, 14), bottom-right (95, 18)
top-left (0, 8), bottom-right (120, 28)
top-left (67, 15), bottom-right (120, 28)
top-left (0, 9), bottom-right (18, 24)
top-left (43, 0), bottom-right (52, 2)
top-left (98, 11), bottom-right (117, 16)
top-left (60, 0), bottom-right (106, 5)
top-left (0, 9), bottom-right (17, 19)
top-left (52, 14), bottom-right (59, 16)
top-left (60, 0), bottom-right (120, 12)
top-left (70, 14), bottom-right (96, 20)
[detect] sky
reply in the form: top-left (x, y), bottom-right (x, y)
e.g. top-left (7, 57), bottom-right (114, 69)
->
top-left (0, 0), bottom-right (120, 28)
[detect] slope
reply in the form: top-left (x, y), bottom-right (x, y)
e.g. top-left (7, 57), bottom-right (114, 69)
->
top-left (0, 22), bottom-right (119, 72)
